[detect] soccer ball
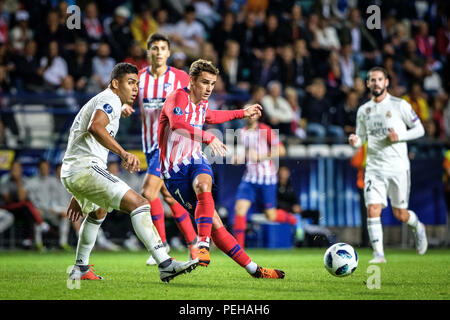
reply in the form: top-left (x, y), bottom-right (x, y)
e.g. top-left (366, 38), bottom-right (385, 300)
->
top-left (323, 243), bottom-right (358, 277)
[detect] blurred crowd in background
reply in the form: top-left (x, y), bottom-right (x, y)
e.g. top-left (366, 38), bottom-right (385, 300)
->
top-left (0, 0), bottom-right (449, 145)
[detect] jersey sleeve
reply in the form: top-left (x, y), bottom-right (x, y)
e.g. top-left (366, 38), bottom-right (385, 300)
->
top-left (93, 94), bottom-right (122, 123)
top-left (355, 107), bottom-right (367, 146)
top-left (397, 100), bottom-right (425, 141)
top-left (205, 109), bottom-right (245, 124)
top-left (165, 90), bottom-right (216, 144)
top-left (177, 69), bottom-right (190, 88)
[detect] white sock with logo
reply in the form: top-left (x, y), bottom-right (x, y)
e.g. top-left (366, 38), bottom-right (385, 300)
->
top-left (130, 205), bottom-right (171, 265)
top-left (75, 215), bottom-right (104, 266)
top-left (367, 217), bottom-right (384, 257)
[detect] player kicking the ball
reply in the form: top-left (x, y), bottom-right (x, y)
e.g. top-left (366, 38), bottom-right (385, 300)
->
top-left (158, 59), bottom-right (284, 279)
top-left (349, 66), bottom-right (428, 263)
top-left (61, 63), bottom-right (198, 282)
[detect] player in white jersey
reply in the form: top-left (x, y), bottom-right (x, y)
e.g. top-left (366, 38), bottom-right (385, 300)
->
top-left (349, 66), bottom-right (427, 263)
top-left (61, 63), bottom-right (198, 282)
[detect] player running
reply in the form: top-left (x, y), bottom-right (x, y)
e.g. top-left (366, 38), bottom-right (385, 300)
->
top-left (158, 59), bottom-right (285, 279)
top-left (349, 66), bottom-right (428, 263)
top-left (137, 33), bottom-right (198, 266)
top-left (232, 112), bottom-right (300, 248)
top-left (61, 63), bottom-right (198, 282)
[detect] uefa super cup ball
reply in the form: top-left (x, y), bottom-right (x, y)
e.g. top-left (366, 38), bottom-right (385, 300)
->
top-left (323, 243), bottom-right (358, 277)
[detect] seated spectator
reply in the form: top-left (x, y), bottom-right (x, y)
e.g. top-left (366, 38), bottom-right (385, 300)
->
top-left (436, 18), bottom-right (450, 61)
top-left (0, 160), bottom-right (48, 250)
top-left (104, 6), bottom-right (133, 62)
top-left (219, 39), bottom-right (250, 92)
top-left (124, 41), bottom-right (147, 71)
top-left (253, 13), bottom-right (292, 49)
top-left (285, 86), bottom-right (306, 139)
top-left (130, 5), bottom-right (158, 51)
top-left (199, 41), bottom-right (219, 66)
top-left (402, 82), bottom-right (430, 123)
top-left (26, 159), bottom-right (71, 250)
top-left (342, 89), bottom-right (360, 135)
top-left (261, 80), bottom-right (295, 136)
top-left (431, 93), bottom-right (447, 141)
top-left (35, 10), bottom-right (74, 56)
top-left (289, 3), bottom-right (308, 42)
top-left (339, 8), bottom-right (380, 70)
top-left (279, 44), bottom-right (296, 88)
top-left (67, 38), bottom-right (92, 92)
top-left (302, 78), bottom-right (344, 141)
top-left (89, 42), bottom-right (115, 92)
top-left (9, 10), bottom-right (33, 54)
top-left (251, 46), bottom-right (281, 87)
top-left (316, 16), bottom-right (340, 52)
top-left (82, 2), bottom-right (105, 52)
top-left (293, 39), bottom-right (313, 93)
top-left (37, 41), bottom-right (68, 91)
top-left (211, 10), bottom-right (238, 58)
top-left (339, 43), bottom-right (358, 90)
top-left (12, 39), bottom-right (42, 92)
top-left (402, 38), bottom-right (431, 82)
top-left (234, 11), bottom-right (259, 61)
top-left (155, 8), bottom-right (175, 38)
top-left (171, 51), bottom-right (188, 73)
top-left (192, 0), bottom-right (221, 30)
top-left (171, 4), bottom-right (206, 60)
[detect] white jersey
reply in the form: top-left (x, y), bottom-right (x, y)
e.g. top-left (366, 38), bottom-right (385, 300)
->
top-left (61, 88), bottom-right (122, 177)
top-left (356, 93), bottom-right (422, 173)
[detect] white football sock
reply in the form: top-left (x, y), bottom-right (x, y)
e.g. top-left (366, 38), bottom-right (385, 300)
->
top-left (130, 205), bottom-right (170, 265)
top-left (406, 210), bottom-right (419, 230)
top-left (75, 215), bottom-right (104, 266)
top-left (245, 261), bottom-right (258, 274)
top-left (59, 218), bottom-right (70, 246)
top-left (367, 217), bottom-right (384, 257)
top-left (34, 223), bottom-right (43, 246)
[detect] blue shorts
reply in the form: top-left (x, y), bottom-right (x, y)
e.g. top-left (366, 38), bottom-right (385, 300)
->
top-left (163, 158), bottom-right (214, 214)
top-left (145, 148), bottom-right (161, 177)
top-left (235, 181), bottom-right (277, 210)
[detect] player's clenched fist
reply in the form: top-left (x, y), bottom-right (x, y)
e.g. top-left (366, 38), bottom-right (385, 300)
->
top-left (348, 134), bottom-right (359, 147)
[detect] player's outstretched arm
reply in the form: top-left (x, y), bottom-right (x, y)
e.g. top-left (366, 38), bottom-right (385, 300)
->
top-left (88, 110), bottom-right (140, 173)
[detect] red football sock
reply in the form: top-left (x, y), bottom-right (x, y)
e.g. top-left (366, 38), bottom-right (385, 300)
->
top-left (194, 192), bottom-right (215, 246)
top-left (149, 198), bottom-right (166, 243)
top-left (212, 226), bottom-right (251, 268)
top-left (233, 215), bottom-right (247, 248)
top-left (170, 202), bottom-right (197, 244)
top-left (274, 209), bottom-right (297, 225)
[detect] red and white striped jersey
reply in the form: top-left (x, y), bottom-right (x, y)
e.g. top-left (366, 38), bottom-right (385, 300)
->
top-left (159, 88), bottom-right (245, 178)
top-left (240, 123), bottom-right (282, 185)
top-left (138, 66), bottom-right (190, 153)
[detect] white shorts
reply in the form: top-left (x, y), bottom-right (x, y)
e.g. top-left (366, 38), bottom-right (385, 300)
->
top-left (364, 170), bottom-right (411, 209)
top-left (61, 164), bottom-right (131, 214)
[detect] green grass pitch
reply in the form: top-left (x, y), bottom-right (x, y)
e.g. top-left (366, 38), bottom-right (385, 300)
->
top-left (0, 248), bottom-right (449, 300)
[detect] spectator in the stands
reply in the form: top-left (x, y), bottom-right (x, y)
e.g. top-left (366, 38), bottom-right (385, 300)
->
top-left (211, 10), bottom-right (237, 58)
top-left (124, 41), bottom-right (147, 71)
top-left (285, 86), bottom-right (306, 139)
top-left (261, 80), bottom-right (295, 136)
top-left (253, 13), bottom-right (291, 49)
top-left (402, 38), bottom-right (431, 83)
top-left (402, 81), bottom-right (431, 123)
top-left (89, 42), bottom-right (115, 92)
top-left (35, 10), bottom-right (74, 56)
top-left (9, 10), bottom-right (33, 54)
top-left (67, 38), bottom-right (92, 92)
top-left (37, 40), bottom-right (68, 91)
top-left (11, 39), bottom-right (41, 92)
top-left (293, 39), bottom-right (313, 93)
top-left (342, 89), bottom-right (360, 136)
top-left (82, 2), bottom-right (104, 52)
top-left (339, 43), bottom-right (358, 90)
top-left (302, 78), bottom-right (344, 140)
top-left (251, 46), bottom-right (281, 87)
top-left (171, 4), bottom-right (206, 60)
top-left (219, 39), bottom-right (250, 92)
top-left (279, 43), bottom-right (297, 88)
top-left (289, 3), bottom-right (308, 42)
top-left (316, 16), bottom-right (340, 52)
top-left (436, 18), bottom-right (450, 61)
top-left (234, 10), bottom-right (259, 61)
top-left (130, 4), bottom-right (158, 50)
top-left (104, 6), bottom-right (133, 62)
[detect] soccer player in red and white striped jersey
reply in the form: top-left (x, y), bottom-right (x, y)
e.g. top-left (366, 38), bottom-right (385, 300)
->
top-left (233, 115), bottom-right (299, 248)
top-left (158, 59), bottom-right (285, 279)
top-left (136, 33), bottom-right (198, 266)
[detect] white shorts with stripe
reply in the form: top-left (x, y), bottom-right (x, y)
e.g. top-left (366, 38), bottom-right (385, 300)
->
top-left (364, 170), bottom-right (411, 209)
top-left (61, 164), bottom-right (130, 214)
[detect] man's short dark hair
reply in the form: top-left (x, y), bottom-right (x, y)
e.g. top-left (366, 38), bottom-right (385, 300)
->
top-left (367, 66), bottom-right (388, 80)
top-left (147, 33), bottom-right (170, 50)
top-left (110, 62), bottom-right (138, 83)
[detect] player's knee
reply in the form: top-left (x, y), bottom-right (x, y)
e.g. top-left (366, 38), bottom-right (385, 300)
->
top-left (393, 208), bottom-right (408, 222)
top-left (194, 181), bottom-right (211, 194)
top-left (134, 195), bottom-right (150, 209)
top-left (141, 188), bottom-right (158, 201)
top-left (367, 204), bottom-right (382, 218)
top-left (89, 208), bottom-right (107, 220)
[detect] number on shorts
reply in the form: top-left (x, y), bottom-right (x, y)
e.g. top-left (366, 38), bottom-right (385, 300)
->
top-left (174, 188), bottom-right (185, 204)
top-left (366, 179), bottom-right (372, 192)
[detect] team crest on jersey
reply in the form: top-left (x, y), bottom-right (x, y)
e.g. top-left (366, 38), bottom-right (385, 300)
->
top-left (103, 104), bottom-right (113, 114)
top-left (366, 107), bottom-right (371, 114)
top-left (173, 106), bottom-right (183, 116)
top-left (164, 83), bottom-right (172, 92)
top-left (386, 110), bottom-right (392, 118)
